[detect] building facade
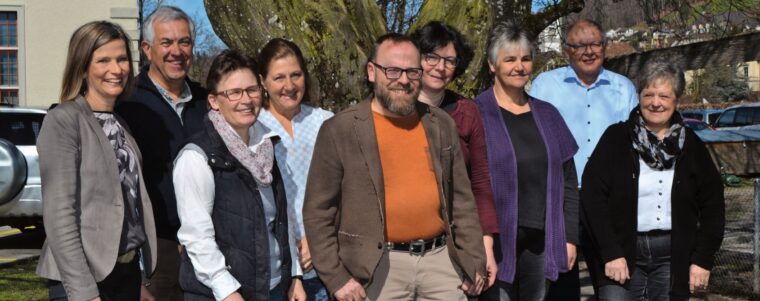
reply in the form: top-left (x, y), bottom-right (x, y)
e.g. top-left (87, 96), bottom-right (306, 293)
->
top-left (0, 0), bottom-right (138, 107)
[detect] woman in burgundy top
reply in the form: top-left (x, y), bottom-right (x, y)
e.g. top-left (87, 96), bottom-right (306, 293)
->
top-left (411, 21), bottom-right (498, 289)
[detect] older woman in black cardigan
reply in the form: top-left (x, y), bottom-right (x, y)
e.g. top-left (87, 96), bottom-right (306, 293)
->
top-left (581, 61), bottom-right (724, 301)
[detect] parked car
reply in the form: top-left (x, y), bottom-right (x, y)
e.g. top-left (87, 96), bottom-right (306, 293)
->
top-left (714, 103), bottom-right (760, 131)
top-left (681, 108), bottom-right (724, 127)
top-left (683, 118), bottom-right (712, 131)
top-left (0, 106), bottom-right (45, 228)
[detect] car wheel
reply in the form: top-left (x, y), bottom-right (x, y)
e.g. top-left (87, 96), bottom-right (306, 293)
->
top-left (0, 138), bottom-right (27, 206)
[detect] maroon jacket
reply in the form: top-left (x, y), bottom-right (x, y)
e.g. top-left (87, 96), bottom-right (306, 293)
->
top-left (441, 90), bottom-right (498, 234)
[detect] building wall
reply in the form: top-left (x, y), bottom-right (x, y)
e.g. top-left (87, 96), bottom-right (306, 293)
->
top-left (747, 61), bottom-right (760, 92)
top-left (0, 0), bottom-right (138, 108)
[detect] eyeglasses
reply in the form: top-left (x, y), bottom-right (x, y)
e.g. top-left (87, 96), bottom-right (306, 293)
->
top-left (565, 41), bottom-right (605, 53)
top-left (371, 61), bottom-right (423, 80)
top-left (215, 85), bottom-right (262, 101)
top-left (423, 53), bottom-right (458, 70)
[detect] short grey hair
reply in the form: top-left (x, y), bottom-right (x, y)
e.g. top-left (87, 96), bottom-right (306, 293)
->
top-left (636, 60), bottom-right (685, 99)
top-left (486, 21), bottom-right (535, 65)
top-left (142, 6), bottom-right (195, 44)
top-left (563, 19), bottom-right (607, 45)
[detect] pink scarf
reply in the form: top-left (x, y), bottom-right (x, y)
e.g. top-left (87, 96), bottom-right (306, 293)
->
top-left (208, 110), bottom-right (274, 186)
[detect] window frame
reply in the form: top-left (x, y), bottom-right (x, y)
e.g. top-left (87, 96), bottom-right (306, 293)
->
top-left (0, 6), bottom-right (23, 106)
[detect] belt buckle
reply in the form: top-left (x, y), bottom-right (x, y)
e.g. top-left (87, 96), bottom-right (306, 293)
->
top-left (409, 239), bottom-right (426, 255)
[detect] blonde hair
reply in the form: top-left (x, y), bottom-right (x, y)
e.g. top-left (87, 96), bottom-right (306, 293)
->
top-left (59, 21), bottom-right (135, 102)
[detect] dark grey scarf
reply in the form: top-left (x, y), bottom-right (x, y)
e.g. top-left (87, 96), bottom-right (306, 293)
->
top-left (629, 108), bottom-right (685, 170)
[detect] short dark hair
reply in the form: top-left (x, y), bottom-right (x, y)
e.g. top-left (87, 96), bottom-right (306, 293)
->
top-left (206, 49), bottom-right (260, 95)
top-left (369, 32), bottom-right (416, 62)
top-left (410, 21), bottom-right (474, 79)
top-left (258, 38), bottom-right (312, 105)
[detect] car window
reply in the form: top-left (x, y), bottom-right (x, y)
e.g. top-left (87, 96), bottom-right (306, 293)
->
top-left (753, 108), bottom-right (760, 125)
top-left (681, 112), bottom-right (703, 121)
top-left (707, 112), bottom-right (722, 125)
top-left (735, 108), bottom-right (752, 126)
top-left (0, 112), bottom-right (45, 145)
top-left (717, 109), bottom-right (736, 127)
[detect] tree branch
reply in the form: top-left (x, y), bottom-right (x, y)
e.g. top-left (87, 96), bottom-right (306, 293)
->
top-left (525, 0), bottom-right (585, 38)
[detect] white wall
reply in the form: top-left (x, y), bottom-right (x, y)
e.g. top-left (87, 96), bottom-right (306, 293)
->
top-left (0, 0), bottom-right (138, 108)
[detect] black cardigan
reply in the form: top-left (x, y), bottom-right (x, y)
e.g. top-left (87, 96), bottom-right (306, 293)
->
top-left (580, 120), bottom-right (725, 300)
top-left (115, 67), bottom-right (208, 240)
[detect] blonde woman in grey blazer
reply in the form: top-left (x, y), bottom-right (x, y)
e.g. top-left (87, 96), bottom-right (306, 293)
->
top-left (35, 21), bottom-right (157, 301)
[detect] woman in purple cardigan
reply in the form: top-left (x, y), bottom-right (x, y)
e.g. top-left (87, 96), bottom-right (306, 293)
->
top-left (474, 22), bottom-right (580, 301)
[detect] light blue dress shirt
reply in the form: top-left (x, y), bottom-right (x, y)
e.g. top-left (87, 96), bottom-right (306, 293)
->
top-left (637, 158), bottom-right (674, 232)
top-left (258, 104), bottom-right (333, 278)
top-left (530, 66), bottom-right (638, 183)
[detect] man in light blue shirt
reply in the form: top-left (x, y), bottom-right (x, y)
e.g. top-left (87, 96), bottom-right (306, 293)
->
top-left (529, 19), bottom-right (638, 301)
top-left (530, 20), bottom-right (638, 185)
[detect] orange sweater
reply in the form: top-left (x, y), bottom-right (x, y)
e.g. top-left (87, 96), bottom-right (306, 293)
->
top-left (372, 111), bottom-right (445, 242)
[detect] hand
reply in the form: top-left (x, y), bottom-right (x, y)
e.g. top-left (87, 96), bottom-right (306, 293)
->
top-left (689, 264), bottom-right (711, 293)
top-left (334, 278), bottom-right (366, 301)
top-left (566, 243), bottom-right (577, 270)
top-left (604, 257), bottom-right (630, 284)
top-left (140, 285), bottom-right (155, 301)
top-left (483, 235), bottom-right (498, 288)
top-left (460, 272), bottom-right (486, 296)
top-left (289, 278), bottom-right (307, 301)
top-left (89, 298), bottom-right (101, 301)
top-left (297, 238), bottom-right (313, 272)
top-left (222, 292), bottom-right (245, 301)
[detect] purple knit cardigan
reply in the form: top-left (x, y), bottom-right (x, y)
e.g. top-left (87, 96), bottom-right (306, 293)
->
top-left (474, 87), bottom-right (578, 283)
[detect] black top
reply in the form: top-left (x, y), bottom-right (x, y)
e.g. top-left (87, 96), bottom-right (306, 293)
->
top-left (581, 120), bottom-right (724, 298)
top-left (115, 67), bottom-right (209, 240)
top-left (500, 108), bottom-right (548, 230)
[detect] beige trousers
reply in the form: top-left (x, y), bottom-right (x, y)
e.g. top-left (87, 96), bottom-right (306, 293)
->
top-left (365, 245), bottom-right (467, 301)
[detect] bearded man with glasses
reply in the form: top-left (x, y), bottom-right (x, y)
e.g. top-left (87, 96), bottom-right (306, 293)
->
top-left (529, 19), bottom-right (639, 301)
top-left (303, 33), bottom-right (487, 301)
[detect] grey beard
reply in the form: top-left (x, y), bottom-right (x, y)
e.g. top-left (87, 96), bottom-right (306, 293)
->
top-left (378, 92), bottom-right (416, 116)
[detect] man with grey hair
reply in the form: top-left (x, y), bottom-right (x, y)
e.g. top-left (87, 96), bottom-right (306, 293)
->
top-left (116, 5), bottom-right (208, 300)
top-left (529, 19), bottom-right (638, 300)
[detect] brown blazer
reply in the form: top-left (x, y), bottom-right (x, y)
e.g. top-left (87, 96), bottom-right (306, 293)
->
top-left (36, 96), bottom-right (157, 301)
top-left (303, 99), bottom-right (486, 294)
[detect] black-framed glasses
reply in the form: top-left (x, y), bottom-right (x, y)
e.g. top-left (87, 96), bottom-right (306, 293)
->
top-left (215, 85), bottom-right (262, 101)
top-left (423, 53), bottom-right (458, 70)
top-left (564, 41), bottom-right (605, 53)
top-left (371, 61), bottom-right (423, 80)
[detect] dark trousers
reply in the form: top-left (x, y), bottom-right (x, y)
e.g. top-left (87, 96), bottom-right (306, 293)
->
top-left (546, 223), bottom-right (583, 301)
top-left (480, 227), bottom-right (548, 301)
top-left (597, 231), bottom-right (672, 301)
top-left (184, 282), bottom-right (285, 301)
top-left (303, 277), bottom-right (328, 301)
top-left (48, 256), bottom-right (141, 301)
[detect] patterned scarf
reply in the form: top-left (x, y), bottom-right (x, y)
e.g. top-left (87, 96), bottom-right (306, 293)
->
top-left (629, 107), bottom-right (685, 170)
top-left (208, 109), bottom-right (274, 186)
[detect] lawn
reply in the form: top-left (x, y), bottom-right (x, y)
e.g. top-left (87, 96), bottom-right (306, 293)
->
top-left (0, 259), bottom-right (46, 301)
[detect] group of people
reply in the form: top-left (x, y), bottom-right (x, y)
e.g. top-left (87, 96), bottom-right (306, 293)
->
top-left (34, 4), bottom-right (725, 301)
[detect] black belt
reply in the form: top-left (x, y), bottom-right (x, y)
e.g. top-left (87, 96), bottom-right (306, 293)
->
top-left (387, 234), bottom-right (446, 255)
top-left (638, 229), bottom-right (671, 236)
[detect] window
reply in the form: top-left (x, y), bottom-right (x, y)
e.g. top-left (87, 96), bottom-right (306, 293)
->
top-left (716, 109), bottom-right (736, 127)
top-left (0, 112), bottom-right (44, 145)
top-left (0, 11), bottom-right (18, 105)
top-left (735, 108), bottom-right (752, 126)
top-left (753, 108), bottom-right (760, 125)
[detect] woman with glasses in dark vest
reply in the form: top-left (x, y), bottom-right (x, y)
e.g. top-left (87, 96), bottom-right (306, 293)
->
top-left (174, 49), bottom-right (295, 301)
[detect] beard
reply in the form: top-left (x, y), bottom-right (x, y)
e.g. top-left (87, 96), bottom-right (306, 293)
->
top-left (375, 82), bottom-right (420, 116)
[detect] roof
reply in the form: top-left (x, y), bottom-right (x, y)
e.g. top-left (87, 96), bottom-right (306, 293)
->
top-left (696, 129), bottom-right (760, 142)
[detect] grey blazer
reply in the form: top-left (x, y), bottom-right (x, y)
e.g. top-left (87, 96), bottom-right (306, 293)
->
top-left (35, 96), bottom-right (157, 301)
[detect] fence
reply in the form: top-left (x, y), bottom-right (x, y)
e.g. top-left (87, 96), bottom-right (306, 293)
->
top-left (709, 179), bottom-right (760, 300)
